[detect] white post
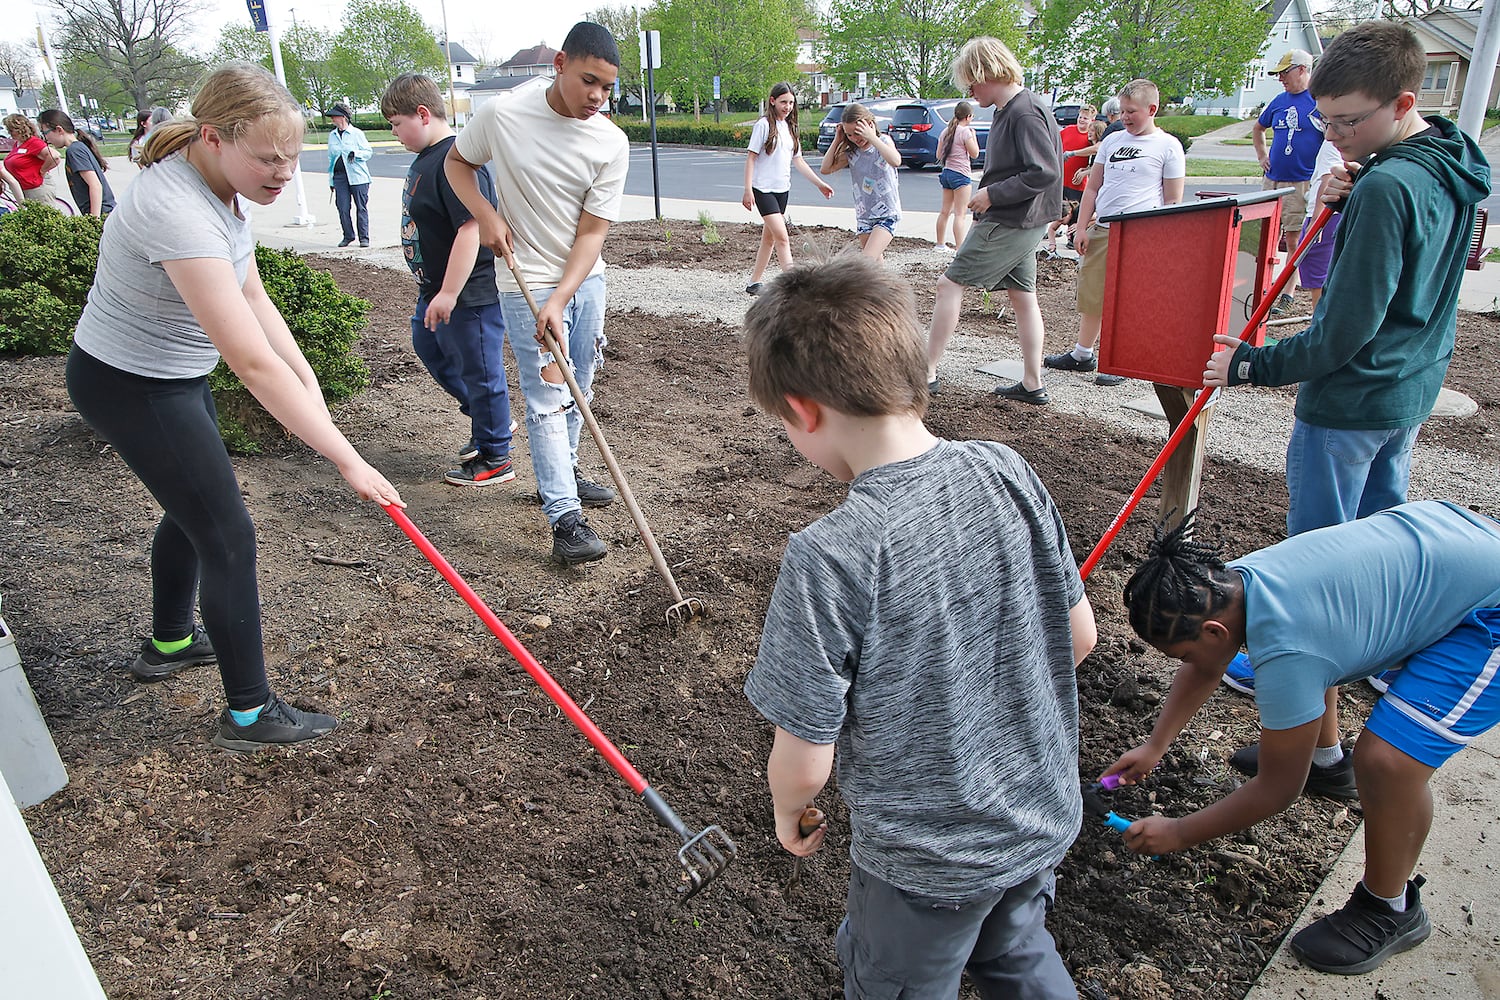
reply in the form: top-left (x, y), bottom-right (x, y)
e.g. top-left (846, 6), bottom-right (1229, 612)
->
top-left (34, 11), bottom-right (69, 114)
top-left (1458, 0), bottom-right (1500, 139)
top-left (440, 0), bottom-right (456, 126)
top-left (265, 1), bottom-right (315, 225)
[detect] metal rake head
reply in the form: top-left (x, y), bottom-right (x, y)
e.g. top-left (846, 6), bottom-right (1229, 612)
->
top-left (675, 824), bottom-right (737, 900)
top-left (665, 596), bottom-right (708, 626)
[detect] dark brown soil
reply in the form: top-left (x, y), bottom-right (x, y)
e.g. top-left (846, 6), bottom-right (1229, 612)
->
top-left (0, 220), bottom-right (1491, 999)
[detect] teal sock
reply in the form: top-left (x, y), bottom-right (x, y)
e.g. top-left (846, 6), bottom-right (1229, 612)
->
top-left (1313, 744), bottom-right (1345, 768)
top-left (152, 633), bottom-right (194, 655)
top-left (229, 702), bottom-right (266, 727)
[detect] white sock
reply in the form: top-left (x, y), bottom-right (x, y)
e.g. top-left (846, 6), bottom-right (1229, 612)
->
top-left (1072, 344), bottom-right (1094, 361)
top-left (1365, 882), bottom-right (1407, 912)
top-left (1312, 743), bottom-right (1345, 768)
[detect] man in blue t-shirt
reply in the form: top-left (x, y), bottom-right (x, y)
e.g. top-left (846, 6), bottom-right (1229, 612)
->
top-left (1107, 501), bottom-right (1500, 977)
top-left (1255, 48), bottom-right (1322, 313)
top-left (381, 74), bottom-right (514, 488)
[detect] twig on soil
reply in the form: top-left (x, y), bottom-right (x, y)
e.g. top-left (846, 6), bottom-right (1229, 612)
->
top-left (311, 554), bottom-right (368, 568)
top-left (270, 903), bottom-right (308, 936)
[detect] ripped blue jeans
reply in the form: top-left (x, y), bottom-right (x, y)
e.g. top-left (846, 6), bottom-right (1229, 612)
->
top-left (499, 274), bottom-right (606, 523)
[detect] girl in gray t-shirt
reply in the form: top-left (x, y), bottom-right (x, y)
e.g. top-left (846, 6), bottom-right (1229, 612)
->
top-left (63, 63), bottom-right (402, 754)
top-left (819, 103), bottom-right (903, 260)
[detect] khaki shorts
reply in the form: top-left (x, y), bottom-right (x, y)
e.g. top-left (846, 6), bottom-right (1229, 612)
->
top-left (1264, 178), bottom-right (1310, 236)
top-left (1076, 224), bottom-right (1111, 315)
top-left (945, 221), bottom-right (1047, 293)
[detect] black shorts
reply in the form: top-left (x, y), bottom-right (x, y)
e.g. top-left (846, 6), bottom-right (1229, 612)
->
top-left (753, 188), bottom-right (790, 217)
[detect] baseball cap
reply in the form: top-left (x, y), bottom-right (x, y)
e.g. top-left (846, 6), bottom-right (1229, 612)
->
top-left (323, 103), bottom-right (352, 119)
top-left (1270, 50), bottom-right (1312, 74)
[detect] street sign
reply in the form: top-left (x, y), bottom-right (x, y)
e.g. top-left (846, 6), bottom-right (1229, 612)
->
top-left (638, 29), bottom-right (661, 70)
top-left (246, 0), bottom-right (269, 33)
top-left (857, 72), bottom-right (867, 90)
top-left (712, 75), bottom-right (720, 100)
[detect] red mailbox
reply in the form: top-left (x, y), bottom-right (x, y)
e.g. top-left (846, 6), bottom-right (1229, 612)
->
top-left (1097, 190), bottom-right (1287, 388)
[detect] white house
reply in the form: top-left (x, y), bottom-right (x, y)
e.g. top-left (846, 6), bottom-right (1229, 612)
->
top-left (1193, 0), bottom-right (1323, 116)
top-left (436, 40), bottom-right (480, 124)
top-left (0, 77), bottom-right (42, 118)
top-left (1403, 6), bottom-right (1500, 116)
top-left (467, 73), bottom-right (551, 112)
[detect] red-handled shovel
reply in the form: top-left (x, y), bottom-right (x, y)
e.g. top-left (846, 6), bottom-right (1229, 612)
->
top-left (382, 503), bottom-right (736, 899)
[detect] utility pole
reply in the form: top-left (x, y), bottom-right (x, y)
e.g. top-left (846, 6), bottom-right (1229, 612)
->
top-left (254, 0), bottom-right (315, 226)
top-left (1459, 0), bottom-right (1500, 139)
top-left (439, 0), bottom-right (456, 126)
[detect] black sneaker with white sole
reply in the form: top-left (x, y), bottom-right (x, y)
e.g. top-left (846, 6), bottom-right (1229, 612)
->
top-left (444, 454), bottom-right (516, 487)
top-left (212, 693), bottom-right (338, 752)
top-left (551, 511), bottom-right (607, 565)
top-left (1290, 876), bottom-right (1431, 975)
top-left (131, 627), bottom-right (217, 681)
top-left (457, 439), bottom-right (480, 462)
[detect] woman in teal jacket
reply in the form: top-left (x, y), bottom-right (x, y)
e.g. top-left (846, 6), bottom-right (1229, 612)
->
top-left (323, 103), bottom-right (373, 246)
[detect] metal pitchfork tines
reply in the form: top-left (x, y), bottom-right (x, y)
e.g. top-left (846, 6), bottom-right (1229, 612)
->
top-left (504, 254), bottom-right (707, 625)
top-left (382, 503), bottom-right (735, 898)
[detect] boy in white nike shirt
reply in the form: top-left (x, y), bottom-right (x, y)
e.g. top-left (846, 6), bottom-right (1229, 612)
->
top-left (1045, 79), bottom-right (1185, 382)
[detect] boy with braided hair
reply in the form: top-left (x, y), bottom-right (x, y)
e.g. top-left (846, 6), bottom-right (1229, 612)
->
top-left (1104, 502), bottom-right (1500, 975)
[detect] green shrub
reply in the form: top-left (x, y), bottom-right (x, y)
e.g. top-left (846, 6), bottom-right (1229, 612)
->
top-left (208, 245), bottom-right (371, 453)
top-left (0, 203), bottom-right (106, 354)
top-left (0, 204), bottom-right (371, 453)
top-left (617, 119), bottom-right (820, 152)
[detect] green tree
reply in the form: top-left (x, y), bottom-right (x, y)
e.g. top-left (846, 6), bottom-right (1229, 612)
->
top-left (47, 0), bottom-right (204, 113)
top-left (822, 0), bottom-right (1028, 99)
top-left (281, 24), bottom-right (339, 115)
top-left (207, 23), bottom-right (272, 69)
top-left (651, 0), bottom-right (800, 112)
top-left (329, 0), bottom-right (445, 108)
top-left (588, 3), bottom-right (647, 114)
top-left (1032, 0), bottom-right (1268, 103)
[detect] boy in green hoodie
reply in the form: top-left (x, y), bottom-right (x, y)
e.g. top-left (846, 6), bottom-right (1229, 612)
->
top-left (1204, 21), bottom-right (1490, 774)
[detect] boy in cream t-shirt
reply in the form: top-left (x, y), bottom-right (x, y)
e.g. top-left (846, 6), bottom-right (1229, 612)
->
top-left (446, 21), bottom-right (629, 565)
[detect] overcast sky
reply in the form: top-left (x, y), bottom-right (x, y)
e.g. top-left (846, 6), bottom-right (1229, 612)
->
top-left (11, 0), bottom-right (619, 68)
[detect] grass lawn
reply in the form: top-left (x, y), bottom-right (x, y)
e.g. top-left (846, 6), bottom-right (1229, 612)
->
top-left (1182, 158), bottom-right (1263, 177)
top-left (1157, 114), bottom-right (1249, 137)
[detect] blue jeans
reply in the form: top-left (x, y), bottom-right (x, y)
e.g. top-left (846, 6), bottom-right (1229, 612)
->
top-left (332, 174), bottom-right (369, 242)
top-left (1285, 419), bottom-right (1421, 536)
top-left (411, 297), bottom-right (513, 459)
top-left (499, 274), bottom-right (606, 523)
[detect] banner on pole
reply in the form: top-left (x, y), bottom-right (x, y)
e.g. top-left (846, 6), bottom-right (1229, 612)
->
top-left (246, 0), bottom-right (269, 33)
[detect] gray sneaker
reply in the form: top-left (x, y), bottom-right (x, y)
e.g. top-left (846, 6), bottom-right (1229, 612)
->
top-left (212, 693), bottom-right (338, 752)
top-left (131, 627), bottom-right (216, 681)
top-left (551, 512), bottom-right (607, 565)
top-left (574, 468), bottom-right (616, 508)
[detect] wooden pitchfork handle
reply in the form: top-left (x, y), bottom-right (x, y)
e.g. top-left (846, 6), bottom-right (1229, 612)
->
top-left (503, 254), bottom-right (704, 620)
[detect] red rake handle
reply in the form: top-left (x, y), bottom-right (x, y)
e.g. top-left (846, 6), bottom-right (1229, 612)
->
top-left (382, 503), bottom-right (650, 795)
top-left (1077, 204), bottom-right (1335, 581)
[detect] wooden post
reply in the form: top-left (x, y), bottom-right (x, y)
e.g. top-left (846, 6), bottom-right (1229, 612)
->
top-left (1153, 383), bottom-right (1215, 533)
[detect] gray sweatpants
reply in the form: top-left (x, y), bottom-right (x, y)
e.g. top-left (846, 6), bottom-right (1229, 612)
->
top-left (836, 864), bottom-right (1076, 999)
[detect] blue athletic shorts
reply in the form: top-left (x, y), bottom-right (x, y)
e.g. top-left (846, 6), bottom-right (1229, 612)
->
top-left (938, 168), bottom-right (972, 190)
top-left (1365, 608), bottom-right (1500, 767)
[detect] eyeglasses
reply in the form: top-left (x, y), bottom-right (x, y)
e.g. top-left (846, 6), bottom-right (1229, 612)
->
top-left (1309, 100), bottom-right (1392, 137)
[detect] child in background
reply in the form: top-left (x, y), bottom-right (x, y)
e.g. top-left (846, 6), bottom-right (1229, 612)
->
top-left (742, 82), bottom-right (834, 294)
top-left (38, 109), bottom-right (115, 216)
top-left (934, 100), bottom-right (979, 251)
top-left (1045, 79), bottom-right (1184, 385)
top-left (820, 102), bottom-right (903, 260)
top-left (1040, 199), bottom-right (1078, 258)
top-left (1060, 103), bottom-right (1096, 199)
top-left (744, 255), bottom-right (1095, 1000)
top-left (382, 73), bottom-right (515, 488)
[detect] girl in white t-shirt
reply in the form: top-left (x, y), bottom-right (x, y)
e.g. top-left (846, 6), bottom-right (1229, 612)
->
top-left (741, 82), bottom-right (833, 294)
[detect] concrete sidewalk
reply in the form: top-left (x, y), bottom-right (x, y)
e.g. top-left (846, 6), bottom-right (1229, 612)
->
top-left (105, 153), bottom-right (1500, 1000)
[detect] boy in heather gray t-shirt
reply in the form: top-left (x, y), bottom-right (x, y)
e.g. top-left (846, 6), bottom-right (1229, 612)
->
top-left (741, 255), bottom-right (1092, 999)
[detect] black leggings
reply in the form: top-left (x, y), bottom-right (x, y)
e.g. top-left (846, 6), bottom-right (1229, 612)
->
top-left (66, 346), bottom-right (269, 710)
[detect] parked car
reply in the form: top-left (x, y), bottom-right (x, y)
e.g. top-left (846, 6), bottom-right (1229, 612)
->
top-left (814, 97), bottom-right (911, 154)
top-left (1052, 102), bottom-right (1083, 127)
top-left (888, 100), bottom-right (993, 169)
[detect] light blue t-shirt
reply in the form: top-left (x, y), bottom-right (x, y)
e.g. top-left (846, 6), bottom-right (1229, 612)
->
top-left (1233, 501), bottom-right (1500, 730)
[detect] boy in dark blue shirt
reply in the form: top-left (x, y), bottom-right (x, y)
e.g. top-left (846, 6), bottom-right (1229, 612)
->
top-left (381, 73), bottom-right (514, 486)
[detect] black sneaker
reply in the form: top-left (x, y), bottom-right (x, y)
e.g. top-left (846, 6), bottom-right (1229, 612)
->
top-left (992, 381), bottom-right (1050, 405)
top-left (458, 439), bottom-right (480, 462)
top-left (551, 511), bottom-right (607, 565)
top-left (745, 282), bottom-right (762, 296)
top-left (131, 627), bottom-right (216, 681)
top-left (337, 238), bottom-right (354, 248)
top-left (1094, 373), bottom-right (1127, 386)
top-left (574, 469), bottom-right (616, 508)
top-left (359, 240), bottom-right (370, 248)
top-left (1043, 351), bottom-right (1097, 372)
top-left (1227, 742), bottom-right (1358, 800)
top-left (444, 454), bottom-right (516, 487)
top-left (1270, 292), bottom-right (1296, 317)
top-left (1290, 876), bottom-right (1430, 975)
top-left (212, 693), bottom-right (338, 752)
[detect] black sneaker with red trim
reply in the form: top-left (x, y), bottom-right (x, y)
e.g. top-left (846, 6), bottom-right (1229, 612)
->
top-left (444, 454), bottom-right (516, 487)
